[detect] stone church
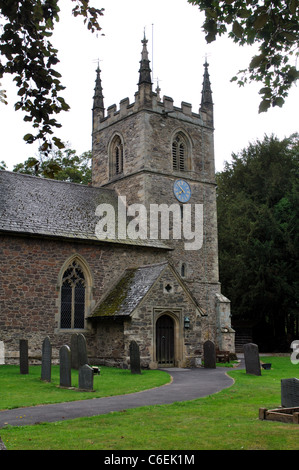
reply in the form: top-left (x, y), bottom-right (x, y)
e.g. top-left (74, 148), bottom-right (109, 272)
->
top-left (0, 35), bottom-right (234, 368)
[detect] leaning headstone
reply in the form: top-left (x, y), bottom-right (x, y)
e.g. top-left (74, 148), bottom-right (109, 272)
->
top-left (20, 339), bottom-right (29, 374)
top-left (60, 345), bottom-right (72, 388)
top-left (41, 337), bottom-right (52, 382)
top-left (0, 341), bottom-right (4, 365)
top-left (243, 343), bottom-right (261, 376)
top-left (0, 436), bottom-right (6, 451)
top-left (79, 364), bottom-right (94, 391)
top-left (129, 340), bottom-right (141, 374)
top-left (71, 333), bottom-right (79, 369)
top-left (203, 340), bottom-right (216, 369)
top-left (78, 333), bottom-right (88, 369)
top-left (281, 378), bottom-right (299, 408)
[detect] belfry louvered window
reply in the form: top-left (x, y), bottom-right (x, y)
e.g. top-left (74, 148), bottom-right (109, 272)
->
top-left (60, 261), bottom-right (86, 329)
top-left (172, 134), bottom-right (188, 171)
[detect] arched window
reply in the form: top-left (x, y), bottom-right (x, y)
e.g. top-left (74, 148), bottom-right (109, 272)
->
top-left (110, 135), bottom-right (124, 177)
top-left (60, 260), bottom-right (86, 329)
top-left (172, 132), bottom-right (191, 172)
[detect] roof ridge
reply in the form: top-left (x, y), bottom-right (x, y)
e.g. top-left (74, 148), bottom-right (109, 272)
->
top-left (0, 170), bottom-right (116, 193)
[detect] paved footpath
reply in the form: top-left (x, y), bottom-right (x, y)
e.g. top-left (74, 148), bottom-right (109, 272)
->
top-left (0, 367), bottom-right (236, 428)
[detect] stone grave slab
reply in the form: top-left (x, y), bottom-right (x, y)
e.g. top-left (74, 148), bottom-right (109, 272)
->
top-left (79, 364), bottom-right (94, 391)
top-left (281, 378), bottom-right (299, 408)
top-left (41, 336), bottom-right (52, 382)
top-left (19, 339), bottom-right (29, 375)
top-left (203, 340), bottom-right (216, 369)
top-left (129, 340), bottom-right (141, 374)
top-left (243, 343), bottom-right (261, 376)
top-left (60, 345), bottom-right (72, 388)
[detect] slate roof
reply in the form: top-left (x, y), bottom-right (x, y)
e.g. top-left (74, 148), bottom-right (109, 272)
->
top-left (0, 170), bottom-right (170, 249)
top-left (89, 262), bottom-right (168, 318)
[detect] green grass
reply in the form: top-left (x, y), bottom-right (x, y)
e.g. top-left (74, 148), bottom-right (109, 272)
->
top-left (0, 365), bottom-right (170, 410)
top-left (1, 357), bottom-right (299, 450)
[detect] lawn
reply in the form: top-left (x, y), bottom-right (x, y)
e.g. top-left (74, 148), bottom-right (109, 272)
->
top-left (0, 364), bottom-right (170, 410)
top-left (1, 357), bottom-right (299, 450)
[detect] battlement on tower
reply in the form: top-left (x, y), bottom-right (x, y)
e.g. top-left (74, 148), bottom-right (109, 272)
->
top-left (93, 90), bottom-right (213, 133)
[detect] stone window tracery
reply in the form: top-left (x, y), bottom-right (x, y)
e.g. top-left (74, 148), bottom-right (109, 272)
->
top-left (60, 260), bottom-right (86, 329)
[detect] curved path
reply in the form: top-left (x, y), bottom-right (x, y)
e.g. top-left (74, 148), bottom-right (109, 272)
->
top-left (0, 367), bottom-right (236, 428)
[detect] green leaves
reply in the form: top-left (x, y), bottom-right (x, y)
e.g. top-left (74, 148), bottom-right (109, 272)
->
top-left (12, 146), bottom-right (92, 184)
top-left (216, 134), bottom-right (299, 347)
top-left (0, 1), bottom-right (104, 151)
top-left (232, 20), bottom-right (244, 39)
top-left (188, 0), bottom-right (299, 111)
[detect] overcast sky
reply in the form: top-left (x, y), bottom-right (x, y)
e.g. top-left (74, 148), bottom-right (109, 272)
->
top-left (0, 0), bottom-right (298, 172)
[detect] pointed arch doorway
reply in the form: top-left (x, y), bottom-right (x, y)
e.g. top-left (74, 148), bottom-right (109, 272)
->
top-left (156, 314), bottom-right (175, 366)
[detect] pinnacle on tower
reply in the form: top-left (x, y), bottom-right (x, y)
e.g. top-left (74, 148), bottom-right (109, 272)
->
top-left (201, 60), bottom-right (213, 109)
top-left (138, 33), bottom-right (152, 86)
top-left (93, 63), bottom-right (105, 117)
top-left (200, 60), bottom-right (214, 127)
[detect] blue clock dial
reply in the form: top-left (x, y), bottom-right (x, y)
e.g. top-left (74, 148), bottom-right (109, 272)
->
top-left (173, 179), bottom-right (191, 203)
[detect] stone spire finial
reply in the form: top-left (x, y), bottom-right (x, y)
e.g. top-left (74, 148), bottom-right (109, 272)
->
top-left (200, 59), bottom-right (214, 127)
top-left (138, 33), bottom-right (152, 86)
top-left (93, 62), bottom-right (105, 117)
top-left (201, 59), bottom-right (213, 109)
top-left (155, 78), bottom-right (161, 102)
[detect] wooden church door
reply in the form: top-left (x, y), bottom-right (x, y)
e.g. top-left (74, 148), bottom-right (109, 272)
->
top-left (156, 315), bottom-right (174, 366)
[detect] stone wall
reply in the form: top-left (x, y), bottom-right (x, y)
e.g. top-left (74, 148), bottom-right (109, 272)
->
top-left (0, 234), bottom-right (165, 364)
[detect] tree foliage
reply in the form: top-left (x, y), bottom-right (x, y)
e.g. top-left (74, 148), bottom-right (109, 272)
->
top-left (12, 146), bottom-right (92, 184)
top-left (0, 1), bottom-right (104, 151)
top-left (216, 134), bottom-right (299, 350)
top-left (188, 0), bottom-right (299, 111)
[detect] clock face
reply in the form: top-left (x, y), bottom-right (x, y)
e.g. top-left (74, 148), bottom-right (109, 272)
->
top-left (173, 179), bottom-right (191, 203)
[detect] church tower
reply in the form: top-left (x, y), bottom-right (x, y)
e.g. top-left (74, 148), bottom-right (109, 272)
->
top-left (92, 36), bottom-right (235, 353)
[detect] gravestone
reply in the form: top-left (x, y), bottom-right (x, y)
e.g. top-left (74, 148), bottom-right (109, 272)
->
top-left (41, 336), bottom-right (52, 382)
top-left (129, 340), bottom-right (141, 374)
top-left (281, 378), bottom-right (299, 408)
top-left (71, 333), bottom-right (79, 369)
top-left (71, 333), bottom-right (88, 369)
top-left (60, 345), bottom-right (72, 388)
top-left (79, 364), bottom-right (94, 391)
top-left (243, 343), bottom-right (261, 376)
top-left (78, 334), bottom-right (88, 368)
top-left (19, 339), bottom-right (29, 374)
top-left (0, 341), bottom-right (4, 365)
top-left (0, 436), bottom-right (6, 451)
top-left (203, 340), bottom-right (216, 369)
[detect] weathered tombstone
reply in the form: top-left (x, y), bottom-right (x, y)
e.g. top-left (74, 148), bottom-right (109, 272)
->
top-left (71, 333), bottom-right (79, 369)
top-left (203, 340), bottom-right (216, 369)
top-left (41, 336), bottom-right (52, 382)
top-left (243, 343), bottom-right (261, 376)
top-left (129, 340), bottom-right (141, 374)
top-left (281, 378), bottom-right (299, 408)
top-left (79, 364), bottom-right (94, 391)
top-left (60, 345), bottom-right (72, 388)
top-left (78, 333), bottom-right (88, 369)
top-left (19, 339), bottom-right (29, 374)
top-left (0, 436), bottom-right (6, 451)
top-left (0, 341), bottom-right (4, 365)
